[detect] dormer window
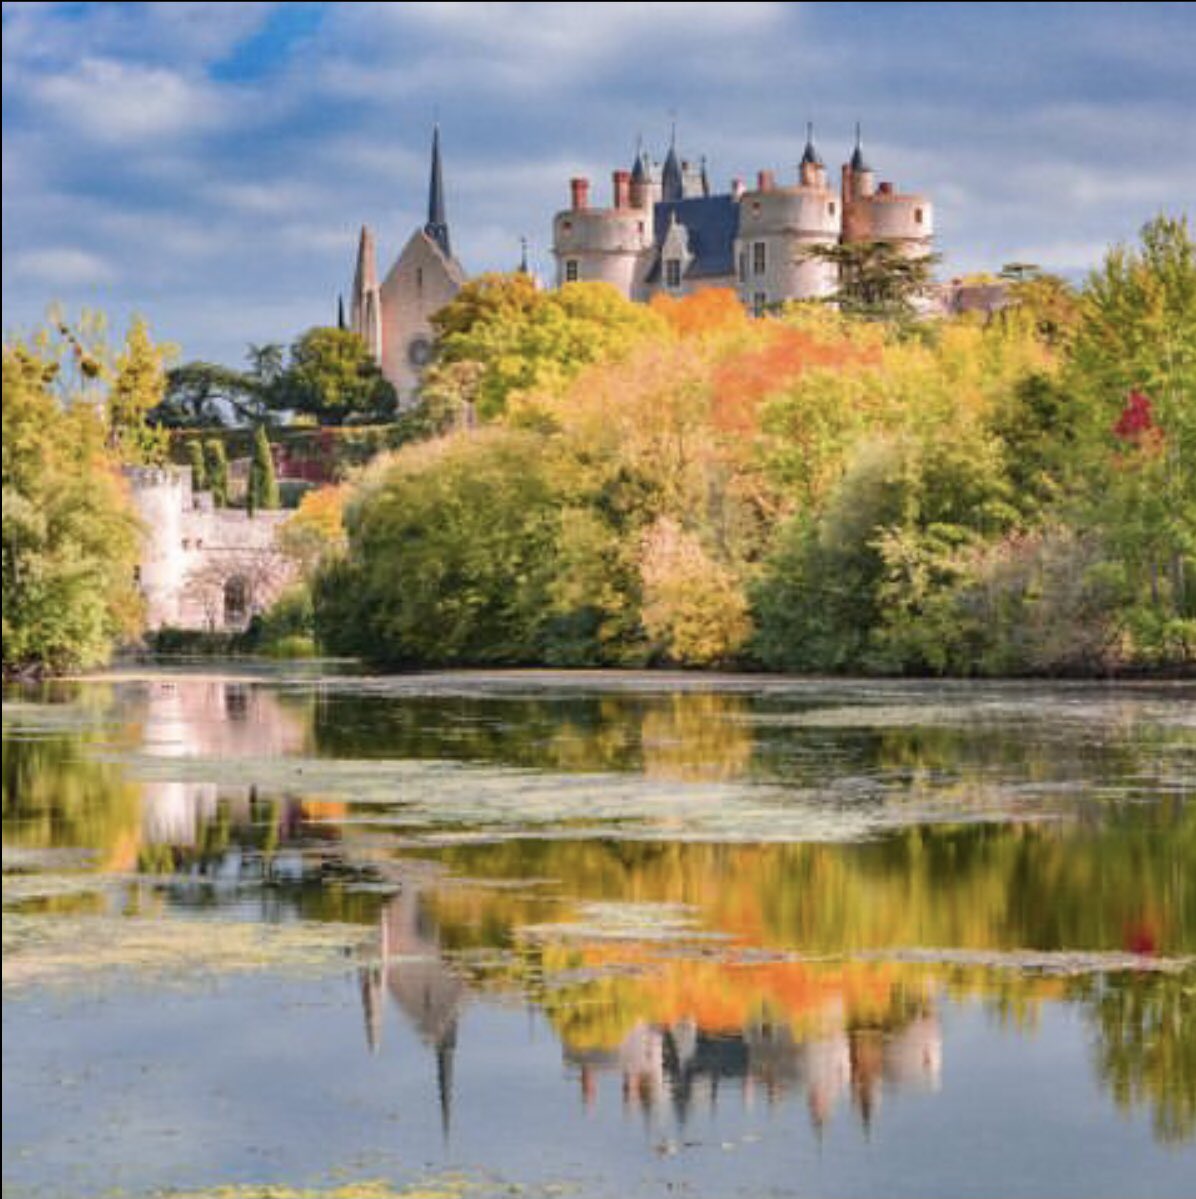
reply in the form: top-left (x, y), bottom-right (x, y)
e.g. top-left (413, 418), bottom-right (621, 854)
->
top-left (665, 259), bottom-right (682, 289)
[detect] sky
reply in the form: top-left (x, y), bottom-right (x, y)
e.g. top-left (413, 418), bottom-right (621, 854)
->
top-left (3, 1), bottom-right (1194, 366)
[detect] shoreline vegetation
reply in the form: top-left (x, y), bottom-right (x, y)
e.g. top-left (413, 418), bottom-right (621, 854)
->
top-left (3, 216), bottom-right (1193, 681)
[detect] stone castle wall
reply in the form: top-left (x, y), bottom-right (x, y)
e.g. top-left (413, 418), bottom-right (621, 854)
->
top-left (125, 466), bottom-right (294, 632)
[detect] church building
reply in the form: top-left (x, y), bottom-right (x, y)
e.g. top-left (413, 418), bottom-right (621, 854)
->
top-left (349, 126), bottom-right (466, 404)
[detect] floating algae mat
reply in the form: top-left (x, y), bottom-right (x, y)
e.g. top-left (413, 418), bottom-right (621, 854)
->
top-left (4, 668), bottom-right (1195, 1198)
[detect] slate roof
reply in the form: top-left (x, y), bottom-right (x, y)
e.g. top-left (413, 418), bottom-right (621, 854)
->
top-left (645, 195), bottom-right (740, 282)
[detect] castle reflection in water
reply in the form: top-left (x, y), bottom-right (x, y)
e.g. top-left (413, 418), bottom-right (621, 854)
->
top-left (357, 884), bottom-right (942, 1139)
top-left (130, 678), bottom-right (943, 1138)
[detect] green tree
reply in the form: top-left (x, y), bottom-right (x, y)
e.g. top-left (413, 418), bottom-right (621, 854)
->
top-left (314, 430), bottom-right (563, 665)
top-left (186, 439), bottom-right (208, 491)
top-left (156, 361), bottom-right (259, 427)
top-left (2, 340), bottom-right (142, 674)
top-left (273, 327), bottom-right (397, 425)
top-left (246, 425), bottom-right (279, 514)
top-left (204, 439), bottom-right (230, 506)
top-left (799, 240), bottom-right (940, 324)
top-left (1068, 215), bottom-right (1196, 655)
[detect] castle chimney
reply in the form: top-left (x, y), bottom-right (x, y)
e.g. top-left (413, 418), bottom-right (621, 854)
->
top-left (878, 181), bottom-right (894, 195)
top-left (612, 169), bottom-right (632, 209)
top-left (570, 177), bottom-right (590, 211)
top-left (756, 169), bottom-right (775, 192)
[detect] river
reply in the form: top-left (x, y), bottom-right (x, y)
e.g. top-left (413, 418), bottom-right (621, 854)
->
top-left (3, 666), bottom-right (1194, 1197)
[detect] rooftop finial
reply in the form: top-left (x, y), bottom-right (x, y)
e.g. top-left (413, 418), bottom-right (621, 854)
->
top-left (518, 235), bottom-right (529, 275)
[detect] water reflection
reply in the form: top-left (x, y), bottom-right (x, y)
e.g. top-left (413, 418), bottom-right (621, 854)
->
top-left (3, 670), bottom-right (1195, 1159)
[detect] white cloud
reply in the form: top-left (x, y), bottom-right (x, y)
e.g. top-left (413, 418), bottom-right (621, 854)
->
top-left (2, 1), bottom-right (281, 71)
top-left (30, 57), bottom-right (233, 142)
top-left (9, 246), bottom-right (116, 287)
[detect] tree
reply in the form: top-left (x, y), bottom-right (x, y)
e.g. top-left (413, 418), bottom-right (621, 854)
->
top-left (107, 316), bottom-right (172, 463)
top-left (156, 361), bottom-right (259, 427)
top-left (799, 240), bottom-right (939, 324)
top-left (313, 430), bottom-right (563, 664)
top-left (186, 440), bottom-right (208, 492)
top-left (279, 485), bottom-right (347, 574)
top-left (204, 439), bottom-right (230, 507)
top-left (429, 273), bottom-right (665, 419)
top-left (273, 327), bottom-right (397, 425)
top-left (246, 425), bottom-right (279, 514)
top-left (1067, 214), bottom-right (1196, 649)
top-left (2, 339), bottom-right (141, 674)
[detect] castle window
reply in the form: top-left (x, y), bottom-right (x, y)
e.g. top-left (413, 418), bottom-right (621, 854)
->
top-left (738, 251), bottom-right (746, 282)
top-left (665, 259), bottom-right (682, 289)
top-left (829, 202), bottom-right (836, 216)
top-left (753, 292), bottom-right (768, 317)
top-left (753, 242), bottom-right (766, 275)
top-left (416, 267), bottom-right (424, 291)
top-left (565, 259), bottom-right (579, 283)
top-left (182, 539), bottom-right (191, 552)
top-left (915, 207), bottom-right (924, 224)
top-left (132, 565), bottom-right (141, 584)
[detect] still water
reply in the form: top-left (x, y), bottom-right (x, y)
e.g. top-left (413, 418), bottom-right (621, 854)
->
top-left (3, 667), bottom-right (1194, 1198)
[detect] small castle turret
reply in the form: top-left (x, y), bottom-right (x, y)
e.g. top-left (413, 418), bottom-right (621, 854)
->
top-left (551, 141), bottom-right (656, 296)
top-left (734, 123), bottom-right (840, 312)
top-left (840, 125), bottom-right (933, 255)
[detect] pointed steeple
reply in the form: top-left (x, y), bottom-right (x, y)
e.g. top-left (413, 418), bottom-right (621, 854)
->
top-left (850, 122), bottom-right (871, 172)
top-left (517, 235), bottom-right (529, 275)
top-left (337, 293), bottom-right (346, 331)
top-left (425, 124), bottom-right (451, 258)
top-left (700, 155), bottom-right (710, 197)
top-left (801, 122), bottom-right (823, 167)
top-left (353, 224), bottom-right (378, 295)
top-left (350, 225), bottom-right (382, 361)
top-left (631, 133), bottom-right (650, 183)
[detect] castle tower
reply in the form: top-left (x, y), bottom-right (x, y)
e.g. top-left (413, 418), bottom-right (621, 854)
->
top-left (551, 139), bottom-right (656, 297)
top-left (350, 225), bottom-right (383, 360)
top-left (840, 125), bottom-right (933, 255)
top-left (734, 123), bottom-right (840, 313)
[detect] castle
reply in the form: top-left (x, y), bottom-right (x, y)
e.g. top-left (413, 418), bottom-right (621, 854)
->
top-left (350, 124), bottom-right (933, 398)
top-left (125, 465), bottom-right (293, 632)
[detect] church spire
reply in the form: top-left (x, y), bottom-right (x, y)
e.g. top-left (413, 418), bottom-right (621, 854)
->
top-left (425, 124), bottom-right (451, 258)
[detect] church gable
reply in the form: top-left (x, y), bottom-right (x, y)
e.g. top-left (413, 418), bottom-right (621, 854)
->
top-left (377, 230), bottom-right (464, 402)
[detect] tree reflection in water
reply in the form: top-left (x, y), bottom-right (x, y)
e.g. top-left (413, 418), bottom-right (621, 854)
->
top-left (4, 674), bottom-right (1194, 1147)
